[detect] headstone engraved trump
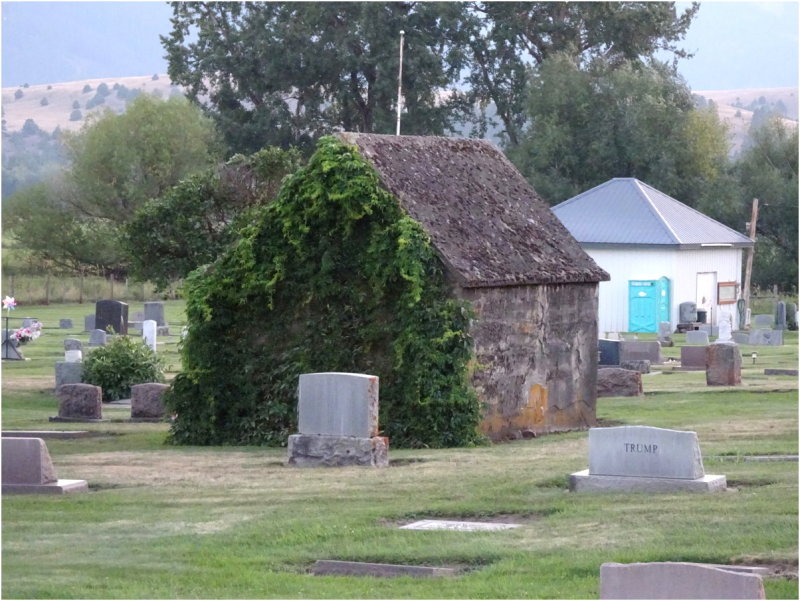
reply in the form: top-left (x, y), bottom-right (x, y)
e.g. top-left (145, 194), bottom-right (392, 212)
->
top-left (570, 426), bottom-right (725, 492)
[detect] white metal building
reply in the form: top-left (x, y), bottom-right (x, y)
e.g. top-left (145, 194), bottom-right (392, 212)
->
top-left (552, 178), bottom-right (754, 334)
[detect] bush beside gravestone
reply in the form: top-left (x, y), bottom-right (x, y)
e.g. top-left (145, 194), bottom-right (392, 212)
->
top-left (166, 136), bottom-right (483, 449)
top-left (81, 336), bottom-right (165, 402)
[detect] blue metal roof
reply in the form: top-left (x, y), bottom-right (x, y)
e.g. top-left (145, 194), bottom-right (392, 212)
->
top-left (552, 178), bottom-right (754, 248)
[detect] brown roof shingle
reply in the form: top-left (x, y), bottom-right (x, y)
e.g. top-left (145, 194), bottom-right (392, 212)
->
top-left (339, 133), bottom-right (609, 287)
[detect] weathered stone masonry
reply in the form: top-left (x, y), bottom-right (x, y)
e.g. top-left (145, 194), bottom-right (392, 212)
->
top-left (462, 282), bottom-right (598, 439)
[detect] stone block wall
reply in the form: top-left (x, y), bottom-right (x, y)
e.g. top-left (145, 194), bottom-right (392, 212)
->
top-left (460, 282), bottom-right (599, 440)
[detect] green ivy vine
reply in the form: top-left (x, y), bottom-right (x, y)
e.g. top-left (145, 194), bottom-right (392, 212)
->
top-left (166, 136), bottom-right (484, 448)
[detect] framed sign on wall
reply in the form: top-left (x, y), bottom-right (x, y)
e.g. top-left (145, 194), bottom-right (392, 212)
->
top-left (717, 281), bottom-right (738, 304)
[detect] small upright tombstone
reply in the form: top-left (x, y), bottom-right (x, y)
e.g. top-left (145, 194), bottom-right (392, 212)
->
top-left (287, 372), bottom-right (387, 467)
top-left (95, 300), bottom-right (128, 335)
top-left (598, 339), bottom-right (621, 366)
top-left (144, 301), bottom-right (166, 326)
top-left (706, 341), bottom-right (742, 386)
top-left (569, 425), bottom-right (726, 493)
top-left (619, 341), bottom-right (661, 365)
top-left (88, 329), bottom-right (107, 347)
top-left (657, 322), bottom-right (673, 347)
top-left (774, 301), bottom-right (787, 331)
top-left (680, 346), bottom-right (707, 370)
top-left (786, 303), bottom-right (798, 331)
top-left (2, 437), bottom-right (88, 494)
top-left (142, 320), bottom-right (157, 351)
top-left (59, 318), bottom-right (73, 329)
top-left (84, 314), bottom-right (96, 332)
top-left (752, 314), bottom-right (773, 329)
top-left (55, 361), bottom-right (83, 388)
top-left (678, 301), bottom-right (697, 323)
top-left (130, 383), bottom-right (169, 419)
top-left (64, 338), bottom-right (82, 351)
top-left (600, 562), bottom-right (766, 600)
top-left (51, 383), bottom-right (102, 422)
top-left (685, 330), bottom-right (709, 345)
top-left (717, 311), bottom-right (733, 342)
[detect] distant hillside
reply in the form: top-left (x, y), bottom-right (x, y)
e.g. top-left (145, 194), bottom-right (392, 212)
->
top-left (2, 74), bottom-right (182, 134)
top-left (693, 87), bottom-right (798, 155)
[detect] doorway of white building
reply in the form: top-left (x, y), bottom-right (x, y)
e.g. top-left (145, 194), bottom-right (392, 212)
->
top-left (696, 271), bottom-right (717, 324)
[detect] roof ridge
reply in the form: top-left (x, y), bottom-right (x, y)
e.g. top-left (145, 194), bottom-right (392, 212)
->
top-left (634, 180), bottom-right (682, 244)
top-left (636, 179), bottom-right (752, 243)
top-left (553, 179), bottom-right (617, 209)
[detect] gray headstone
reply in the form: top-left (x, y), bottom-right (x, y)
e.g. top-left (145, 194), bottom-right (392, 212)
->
top-left (84, 314), bottom-right (96, 332)
top-left (748, 329), bottom-right (783, 346)
top-left (657, 322), bottom-right (672, 339)
top-left (600, 562), bottom-right (766, 600)
top-left (619, 341), bottom-right (662, 365)
top-left (786, 303), bottom-right (798, 330)
top-left (59, 318), bottom-right (73, 329)
top-left (698, 324), bottom-right (719, 337)
top-left (95, 300), bottom-right (128, 335)
top-left (680, 346), bottom-right (707, 369)
top-left (774, 301), bottom-right (787, 330)
top-left (56, 383), bottom-right (102, 420)
top-left (716, 312), bottom-right (733, 343)
top-left (64, 338), bottom-right (82, 351)
top-left (142, 320), bottom-right (157, 351)
top-left (298, 372), bottom-right (379, 438)
top-left (55, 361), bottom-right (83, 388)
top-left (2, 339), bottom-right (24, 360)
top-left (144, 302), bottom-right (166, 326)
top-left (21, 317), bottom-right (35, 328)
top-left (287, 434), bottom-right (388, 467)
top-left (131, 310), bottom-right (145, 322)
top-left (732, 332), bottom-right (750, 345)
top-left (588, 426), bottom-right (705, 480)
top-left (131, 383), bottom-right (169, 419)
top-left (706, 343), bottom-right (742, 386)
top-left (598, 339), bottom-right (621, 366)
top-left (64, 350), bottom-right (82, 363)
top-left (678, 302), bottom-right (697, 323)
top-left (685, 330), bottom-right (709, 345)
top-left (88, 329), bottom-right (107, 347)
top-left (1, 437), bottom-right (89, 495)
top-left (752, 314), bottom-right (773, 329)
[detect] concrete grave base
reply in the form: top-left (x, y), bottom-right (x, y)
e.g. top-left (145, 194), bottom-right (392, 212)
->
top-left (569, 469), bottom-right (727, 493)
top-left (287, 434), bottom-right (388, 467)
top-left (313, 560), bottom-right (456, 578)
top-left (3, 479), bottom-right (89, 495)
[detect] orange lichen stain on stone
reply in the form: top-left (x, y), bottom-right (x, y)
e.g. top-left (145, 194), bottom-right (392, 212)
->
top-left (519, 322), bottom-right (534, 334)
top-left (479, 384), bottom-right (549, 436)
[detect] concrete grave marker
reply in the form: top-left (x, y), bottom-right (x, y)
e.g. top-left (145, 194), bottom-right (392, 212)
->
top-left (619, 340), bottom-right (661, 365)
top-left (95, 300), bottom-right (128, 335)
top-left (400, 520), bottom-right (520, 532)
top-left (685, 330), bottom-right (709, 345)
top-left (64, 350), bottom-right (82, 363)
top-left (774, 301), bottom-right (787, 331)
top-left (706, 343), bottom-right (742, 386)
top-left (680, 346), bottom-right (707, 370)
top-left (130, 383), bottom-right (169, 419)
top-left (569, 426), bottom-right (726, 493)
top-left (748, 329), bottom-right (783, 346)
top-left (313, 560), bottom-right (456, 578)
top-left (84, 314), bottom-right (95, 332)
top-left (64, 338), bottom-right (82, 351)
top-left (2, 437), bottom-right (88, 494)
top-left (752, 314), bottom-right (773, 329)
top-left (59, 318), bottom-right (73, 329)
top-left (142, 320), bottom-right (157, 351)
top-left (88, 329), bottom-right (107, 347)
top-left (51, 383), bottom-right (102, 422)
top-left (732, 332), bottom-right (750, 345)
top-left (786, 303), bottom-right (798, 330)
top-left (55, 361), bottom-right (83, 388)
top-left (600, 562), bottom-right (765, 599)
top-left (144, 301), bottom-right (166, 326)
top-left (288, 372), bottom-right (387, 467)
top-left (717, 311), bottom-right (733, 342)
top-left (657, 322), bottom-right (673, 347)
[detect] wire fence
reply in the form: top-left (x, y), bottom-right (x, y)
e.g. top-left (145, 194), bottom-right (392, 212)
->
top-left (1, 273), bottom-right (179, 304)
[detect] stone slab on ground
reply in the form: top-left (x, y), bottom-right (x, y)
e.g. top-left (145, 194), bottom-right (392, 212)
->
top-left (764, 368), bottom-right (798, 376)
top-left (287, 434), bottom-right (388, 467)
top-left (599, 561), bottom-right (765, 599)
top-left (569, 470), bottom-right (727, 493)
top-left (313, 560), bottom-right (456, 578)
top-left (2, 430), bottom-right (90, 439)
top-left (400, 519), bottom-right (520, 532)
top-left (1, 437), bottom-right (88, 495)
top-left (298, 373), bottom-right (379, 438)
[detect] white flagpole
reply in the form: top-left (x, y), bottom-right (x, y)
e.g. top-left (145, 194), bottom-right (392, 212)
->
top-left (396, 30), bottom-right (405, 136)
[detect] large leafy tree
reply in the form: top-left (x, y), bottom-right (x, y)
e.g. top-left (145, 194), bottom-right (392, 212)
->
top-left (125, 146), bottom-right (303, 291)
top-left (462, 1), bottom-right (699, 146)
top-left (163, 1), bottom-right (471, 153)
top-left (507, 54), bottom-right (730, 206)
top-left (5, 95), bottom-right (221, 278)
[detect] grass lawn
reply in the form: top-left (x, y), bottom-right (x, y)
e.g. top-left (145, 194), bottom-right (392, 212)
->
top-left (2, 301), bottom-right (797, 599)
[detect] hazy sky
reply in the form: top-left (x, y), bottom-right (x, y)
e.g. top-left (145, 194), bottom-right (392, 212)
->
top-left (2, 1), bottom-right (798, 91)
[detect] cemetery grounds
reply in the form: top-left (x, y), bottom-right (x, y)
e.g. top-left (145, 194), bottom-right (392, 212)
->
top-left (1, 301), bottom-right (797, 599)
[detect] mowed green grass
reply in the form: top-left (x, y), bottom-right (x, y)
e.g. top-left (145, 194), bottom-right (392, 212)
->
top-left (1, 302), bottom-right (797, 599)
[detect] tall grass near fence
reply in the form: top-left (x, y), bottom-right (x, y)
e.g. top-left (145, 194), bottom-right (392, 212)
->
top-left (1, 273), bottom-right (180, 305)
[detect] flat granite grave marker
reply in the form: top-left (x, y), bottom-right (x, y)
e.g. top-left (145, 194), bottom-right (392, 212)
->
top-left (569, 426), bottom-right (726, 493)
top-left (288, 372), bottom-right (387, 467)
top-left (313, 560), bottom-right (456, 578)
top-left (400, 520), bottom-right (520, 532)
top-left (748, 329), bottom-right (783, 346)
top-left (95, 300), bottom-right (128, 335)
top-left (600, 562), bottom-right (765, 599)
top-left (2, 437), bottom-right (88, 494)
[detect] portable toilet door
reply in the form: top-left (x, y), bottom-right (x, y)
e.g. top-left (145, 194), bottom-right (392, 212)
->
top-left (628, 280), bottom-right (658, 333)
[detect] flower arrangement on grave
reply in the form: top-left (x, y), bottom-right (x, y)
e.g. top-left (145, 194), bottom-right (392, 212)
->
top-left (12, 321), bottom-right (42, 345)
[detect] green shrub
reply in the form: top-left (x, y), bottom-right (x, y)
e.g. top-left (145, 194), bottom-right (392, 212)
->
top-left (167, 136), bottom-right (484, 448)
top-left (82, 336), bottom-right (166, 402)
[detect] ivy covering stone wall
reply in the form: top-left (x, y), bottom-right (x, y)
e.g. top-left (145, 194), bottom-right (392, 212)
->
top-left (166, 137), bottom-right (484, 448)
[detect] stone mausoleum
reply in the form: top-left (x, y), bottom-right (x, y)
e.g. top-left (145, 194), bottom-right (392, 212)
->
top-left (339, 134), bottom-right (609, 440)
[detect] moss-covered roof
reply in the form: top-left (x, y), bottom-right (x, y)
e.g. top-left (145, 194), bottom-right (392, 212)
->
top-left (338, 133), bottom-right (609, 288)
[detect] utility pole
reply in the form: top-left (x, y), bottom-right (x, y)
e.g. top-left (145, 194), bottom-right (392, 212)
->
top-left (396, 30), bottom-right (405, 136)
top-left (742, 197), bottom-right (759, 327)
